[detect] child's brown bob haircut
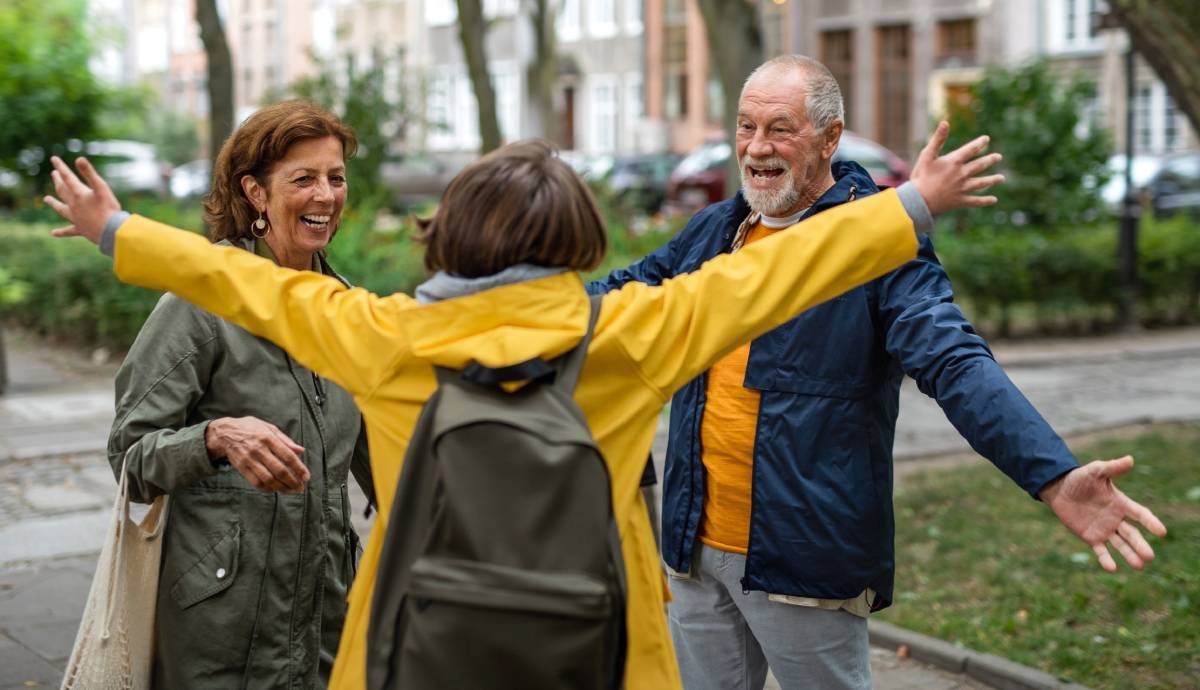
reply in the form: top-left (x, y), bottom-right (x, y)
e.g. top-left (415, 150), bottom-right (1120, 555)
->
top-left (417, 139), bottom-right (607, 278)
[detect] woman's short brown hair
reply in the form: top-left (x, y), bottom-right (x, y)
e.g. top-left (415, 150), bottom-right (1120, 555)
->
top-left (417, 140), bottom-right (607, 278)
top-left (204, 100), bottom-right (357, 243)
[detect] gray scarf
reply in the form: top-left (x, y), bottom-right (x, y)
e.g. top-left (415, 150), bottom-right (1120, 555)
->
top-left (414, 264), bottom-right (567, 304)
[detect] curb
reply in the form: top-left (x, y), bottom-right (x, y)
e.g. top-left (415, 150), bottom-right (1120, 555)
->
top-left (991, 340), bottom-right (1200, 369)
top-left (868, 620), bottom-right (1093, 690)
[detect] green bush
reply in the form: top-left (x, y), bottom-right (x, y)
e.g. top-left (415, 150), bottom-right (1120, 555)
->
top-left (936, 216), bottom-right (1200, 336)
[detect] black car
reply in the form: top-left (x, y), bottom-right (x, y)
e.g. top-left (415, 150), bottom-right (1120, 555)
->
top-left (592, 153), bottom-right (683, 214)
top-left (1146, 151), bottom-right (1200, 220)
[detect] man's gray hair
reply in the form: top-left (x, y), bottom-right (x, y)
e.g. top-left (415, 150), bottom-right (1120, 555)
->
top-left (742, 55), bottom-right (845, 132)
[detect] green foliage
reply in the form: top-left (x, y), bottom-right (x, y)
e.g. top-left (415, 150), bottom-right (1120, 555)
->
top-left (0, 267), bottom-right (28, 308)
top-left (935, 216), bottom-right (1200, 336)
top-left (0, 0), bottom-right (106, 194)
top-left (883, 423), bottom-right (1200, 689)
top-left (291, 49), bottom-right (410, 203)
top-left (942, 60), bottom-right (1111, 230)
top-left (98, 86), bottom-right (202, 167)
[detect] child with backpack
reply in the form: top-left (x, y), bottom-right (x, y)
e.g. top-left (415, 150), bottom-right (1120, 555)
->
top-left (44, 124), bottom-right (998, 690)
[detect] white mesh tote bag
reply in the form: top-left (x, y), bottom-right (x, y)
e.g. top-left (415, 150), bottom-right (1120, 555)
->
top-left (61, 454), bottom-right (168, 690)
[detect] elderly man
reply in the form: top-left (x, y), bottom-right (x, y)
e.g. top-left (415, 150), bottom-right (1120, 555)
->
top-left (588, 55), bottom-right (1166, 690)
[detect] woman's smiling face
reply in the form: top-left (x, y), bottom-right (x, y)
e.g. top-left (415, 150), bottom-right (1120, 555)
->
top-left (251, 136), bottom-right (347, 265)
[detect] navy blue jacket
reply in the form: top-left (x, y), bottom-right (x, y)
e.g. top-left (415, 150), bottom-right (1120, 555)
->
top-left (587, 162), bottom-right (1078, 609)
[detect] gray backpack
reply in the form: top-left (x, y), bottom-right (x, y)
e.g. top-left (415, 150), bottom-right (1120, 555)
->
top-left (367, 296), bottom-right (627, 690)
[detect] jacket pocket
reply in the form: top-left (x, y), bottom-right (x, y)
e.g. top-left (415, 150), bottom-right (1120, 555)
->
top-left (169, 522), bottom-right (240, 610)
top-left (397, 556), bottom-right (612, 690)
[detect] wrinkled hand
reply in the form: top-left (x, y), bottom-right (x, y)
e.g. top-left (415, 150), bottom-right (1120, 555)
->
top-left (205, 416), bottom-right (310, 493)
top-left (1039, 456), bottom-right (1167, 571)
top-left (42, 156), bottom-right (121, 245)
top-left (909, 121), bottom-right (1004, 215)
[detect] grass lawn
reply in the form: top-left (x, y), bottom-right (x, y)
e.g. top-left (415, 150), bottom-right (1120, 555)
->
top-left (878, 423), bottom-right (1200, 689)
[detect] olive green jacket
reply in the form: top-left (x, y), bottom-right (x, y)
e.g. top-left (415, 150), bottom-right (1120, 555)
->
top-left (108, 240), bottom-right (374, 689)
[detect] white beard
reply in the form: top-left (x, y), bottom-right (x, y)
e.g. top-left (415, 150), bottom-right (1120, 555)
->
top-left (740, 156), bottom-right (801, 217)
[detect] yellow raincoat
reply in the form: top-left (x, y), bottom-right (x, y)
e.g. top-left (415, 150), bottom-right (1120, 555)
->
top-left (108, 188), bottom-right (917, 689)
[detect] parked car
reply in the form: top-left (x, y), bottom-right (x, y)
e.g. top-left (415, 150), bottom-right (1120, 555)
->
top-left (665, 131), bottom-right (910, 213)
top-left (585, 153), bottom-right (683, 214)
top-left (1144, 151), bottom-right (1200, 219)
top-left (1098, 154), bottom-right (1164, 211)
top-left (169, 159), bottom-right (212, 199)
top-left (85, 140), bottom-right (168, 196)
top-left (380, 154), bottom-right (465, 208)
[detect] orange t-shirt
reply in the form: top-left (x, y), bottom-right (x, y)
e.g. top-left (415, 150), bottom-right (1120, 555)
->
top-left (697, 221), bottom-right (776, 553)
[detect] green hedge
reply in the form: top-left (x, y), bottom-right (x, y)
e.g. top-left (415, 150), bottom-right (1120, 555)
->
top-left (935, 215), bottom-right (1200, 336)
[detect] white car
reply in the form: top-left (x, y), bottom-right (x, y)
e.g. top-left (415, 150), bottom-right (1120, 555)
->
top-left (170, 159), bottom-right (212, 199)
top-left (86, 140), bottom-right (167, 195)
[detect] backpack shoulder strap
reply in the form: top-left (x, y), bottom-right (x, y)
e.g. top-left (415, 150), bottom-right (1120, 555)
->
top-left (556, 294), bottom-right (603, 394)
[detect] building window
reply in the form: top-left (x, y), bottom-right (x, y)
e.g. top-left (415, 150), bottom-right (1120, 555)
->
top-left (558, 0), bottom-right (581, 41)
top-left (589, 76), bottom-right (618, 153)
top-left (588, 0), bottom-right (617, 38)
top-left (427, 72), bottom-right (453, 150)
top-left (936, 18), bottom-right (976, 66)
top-left (820, 30), bottom-right (854, 129)
top-left (665, 73), bottom-right (688, 120)
top-left (491, 62), bottom-right (520, 142)
top-left (762, 1), bottom-right (786, 58)
top-left (1051, 0), bottom-right (1102, 52)
top-left (1164, 92), bottom-right (1181, 151)
top-left (876, 25), bottom-right (912, 159)
top-left (426, 0), bottom-right (456, 26)
top-left (1134, 84), bottom-right (1153, 152)
top-left (624, 0), bottom-right (643, 34)
top-left (624, 72), bottom-right (643, 150)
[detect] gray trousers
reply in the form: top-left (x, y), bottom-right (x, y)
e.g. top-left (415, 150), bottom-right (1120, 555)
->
top-left (667, 544), bottom-right (871, 690)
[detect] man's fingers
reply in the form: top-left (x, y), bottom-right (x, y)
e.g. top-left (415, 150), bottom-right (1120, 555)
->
top-left (43, 195), bottom-right (70, 219)
top-left (1107, 532), bottom-right (1144, 570)
top-left (958, 194), bottom-right (998, 208)
top-left (947, 134), bottom-right (991, 164)
top-left (962, 174), bottom-right (1006, 193)
top-left (76, 157), bottom-right (115, 200)
top-left (50, 226), bottom-right (79, 237)
top-left (1126, 498), bottom-right (1168, 537)
top-left (1098, 455), bottom-right (1135, 479)
top-left (1092, 543), bottom-right (1117, 572)
top-left (917, 120), bottom-right (950, 166)
top-left (1117, 521), bottom-right (1156, 563)
top-left (49, 156), bottom-right (88, 197)
top-left (963, 152), bottom-right (1003, 177)
top-left (253, 447), bottom-right (303, 492)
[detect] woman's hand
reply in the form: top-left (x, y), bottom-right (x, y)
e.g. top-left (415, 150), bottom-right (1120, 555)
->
top-left (205, 416), bottom-right (311, 493)
top-left (42, 156), bottom-right (122, 245)
top-left (910, 121), bottom-right (1005, 215)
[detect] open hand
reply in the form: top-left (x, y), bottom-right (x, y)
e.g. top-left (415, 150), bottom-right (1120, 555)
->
top-left (205, 416), bottom-right (310, 493)
top-left (42, 156), bottom-right (121, 245)
top-left (910, 121), bottom-right (1005, 214)
top-left (1039, 456), bottom-right (1168, 571)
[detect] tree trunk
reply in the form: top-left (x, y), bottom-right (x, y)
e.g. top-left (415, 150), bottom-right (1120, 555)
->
top-left (195, 0), bottom-right (234, 159)
top-left (695, 0), bottom-right (762, 197)
top-left (456, 0), bottom-right (503, 153)
top-left (526, 0), bottom-right (558, 144)
top-left (1107, 0), bottom-right (1200, 136)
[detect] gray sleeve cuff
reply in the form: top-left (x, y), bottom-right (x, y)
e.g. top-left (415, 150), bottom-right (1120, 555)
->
top-left (896, 182), bottom-right (933, 235)
top-left (100, 211), bottom-right (130, 257)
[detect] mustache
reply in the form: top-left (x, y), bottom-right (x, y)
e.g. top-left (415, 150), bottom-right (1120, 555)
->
top-left (741, 156), bottom-right (788, 170)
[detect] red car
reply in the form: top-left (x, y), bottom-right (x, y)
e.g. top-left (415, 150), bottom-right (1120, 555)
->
top-left (665, 131), bottom-right (911, 214)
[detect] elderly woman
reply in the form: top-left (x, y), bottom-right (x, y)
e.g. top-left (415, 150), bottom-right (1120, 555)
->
top-left (46, 129), bottom-right (1018, 689)
top-left (103, 100), bottom-right (373, 688)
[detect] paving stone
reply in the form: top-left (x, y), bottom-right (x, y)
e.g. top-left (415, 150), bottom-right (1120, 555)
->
top-left (0, 633), bottom-right (62, 689)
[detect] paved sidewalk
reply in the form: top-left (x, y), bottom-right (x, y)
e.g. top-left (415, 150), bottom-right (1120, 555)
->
top-left (7, 326), bottom-right (1198, 689)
